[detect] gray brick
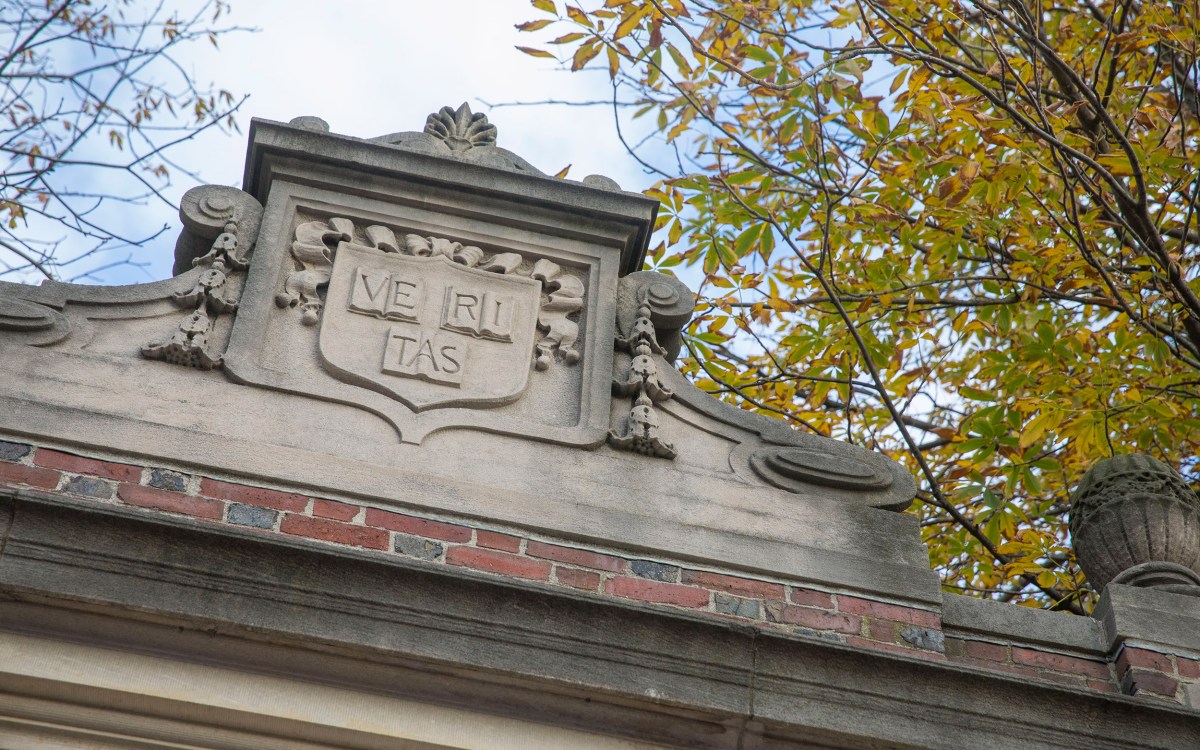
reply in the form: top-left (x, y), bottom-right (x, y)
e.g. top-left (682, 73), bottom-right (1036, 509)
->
top-left (394, 533), bottom-right (444, 561)
top-left (148, 468), bottom-right (188, 492)
top-left (62, 475), bottom-right (114, 499)
top-left (0, 440), bottom-right (31, 462)
top-left (227, 503), bottom-right (277, 529)
top-left (714, 592), bottom-right (761, 619)
top-left (900, 625), bottom-right (946, 653)
top-left (631, 560), bottom-right (679, 582)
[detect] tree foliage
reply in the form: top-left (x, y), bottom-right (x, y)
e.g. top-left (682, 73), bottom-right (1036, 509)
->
top-left (520, 0), bottom-right (1200, 611)
top-left (0, 0), bottom-right (246, 282)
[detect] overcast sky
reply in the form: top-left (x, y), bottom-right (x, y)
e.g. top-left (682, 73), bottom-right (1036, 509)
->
top-left (104, 0), bottom-right (662, 282)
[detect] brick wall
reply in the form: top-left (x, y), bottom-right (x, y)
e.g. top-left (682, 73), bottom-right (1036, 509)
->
top-left (4, 438), bottom-right (1198, 705)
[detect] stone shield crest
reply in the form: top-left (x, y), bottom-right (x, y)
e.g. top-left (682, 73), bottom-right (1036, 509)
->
top-left (319, 243), bottom-right (541, 411)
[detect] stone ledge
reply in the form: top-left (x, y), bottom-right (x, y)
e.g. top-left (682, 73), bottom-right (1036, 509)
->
top-left (1, 488), bottom-right (1198, 749)
top-left (943, 592), bottom-right (1105, 653)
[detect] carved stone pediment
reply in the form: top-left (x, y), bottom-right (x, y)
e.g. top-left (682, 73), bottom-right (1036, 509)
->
top-left (0, 106), bottom-right (930, 607)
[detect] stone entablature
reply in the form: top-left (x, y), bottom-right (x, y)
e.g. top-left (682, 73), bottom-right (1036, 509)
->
top-left (4, 437), bottom-right (1199, 709)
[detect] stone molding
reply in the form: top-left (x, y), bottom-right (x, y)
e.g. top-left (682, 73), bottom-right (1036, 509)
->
top-left (0, 487), bottom-right (1198, 749)
top-left (6, 439), bottom-right (1200, 712)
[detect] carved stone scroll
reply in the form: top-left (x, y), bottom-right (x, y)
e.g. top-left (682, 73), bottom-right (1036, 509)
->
top-left (275, 217), bottom-right (354, 325)
top-left (143, 185), bottom-right (263, 370)
top-left (608, 272), bottom-right (695, 460)
top-left (532, 259), bottom-right (583, 370)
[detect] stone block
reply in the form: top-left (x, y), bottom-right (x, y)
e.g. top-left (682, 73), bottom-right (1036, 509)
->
top-left (900, 625), bottom-right (945, 653)
top-left (713, 593), bottom-right (760, 619)
top-left (630, 560), bottom-right (680, 583)
top-left (147, 468), bottom-right (188, 493)
top-left (0, 439), bottom-right (31, 462)
top-left (227, 503), bottom-right (277, 529)
top-left (393, 533), bottom-right (444, 561)
top-left (62, 475), bottom-right (114, 499)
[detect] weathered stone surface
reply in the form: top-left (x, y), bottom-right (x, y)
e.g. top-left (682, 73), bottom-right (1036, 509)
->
top-left (942, 593), bottom-right (1104, 654)
top-left (0, 439), bottom-right (31, 462)
top-left (1095, 584), bottom-right (1200, 654)
top-left (0, 110), bottom-right (933, 627)
top-left (226, 502), bottom-right (276, 529)
top-left (147, 468), bottom-right (188, 492)
top-left (61, 475), bottom-right (114, 499)
top-left (394, 532), bottom-right (444, 561)
top-left (2, 490), bottom-right (1196, 750)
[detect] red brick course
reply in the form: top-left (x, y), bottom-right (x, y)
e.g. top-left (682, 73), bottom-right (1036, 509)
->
top-left (0, 461), bottom-right (61, 490)
top-left (838, 596), bottom-right (940, 628)
top-left (1122, 668), bottom-right (1179, 698)
top-left (1178, 657), bottom-right (1200, 679)
top-left (846, 637), bottom-right (946, 660)
top-left (771, 605), bottom-right (861, 634)
top-left (527, 540), bottom-right (625, 572)
top-left (280, 514), bottom-right (389, 550)
top-left (476, 530), bottom-right (522, 553)
top-left (680, 570), bottom-right (785, 600)
top-left (605, 577), bottom-right (710, 608)
top-left (33, 449), bottom-right (142, 483)
top-left (1117, 647), bottom-right (1173, 674)
top-left (16, 439), bottom-right (1195, 706)
top-left (447, 546), bottom-right (551, 581)
top-left (311, 498), bottom-right (359, 522)
top-left (964, 640), bottom-right (1009, 663)
top-left (365, 508), bottom-right (471, 542)
top-left (555, 566), bottom-right (601, 591)
top-left (200, 478), bottom-right (308, 513)
top-left (118, 483), bottom-right (224, 519)
top-left (1011, 647), bottom-right (1111, 679)
top-left (788, 587), bottom-right (835, 609)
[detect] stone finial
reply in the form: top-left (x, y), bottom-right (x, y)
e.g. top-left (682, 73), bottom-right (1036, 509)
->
top-left (424, 103), bottom-right (497, 152)
top-left (1070, 454), bottom-right (1200, 595)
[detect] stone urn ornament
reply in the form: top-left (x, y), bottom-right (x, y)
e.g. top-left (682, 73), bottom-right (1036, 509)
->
top-left (1070, 454), bottom-right (1200, 596)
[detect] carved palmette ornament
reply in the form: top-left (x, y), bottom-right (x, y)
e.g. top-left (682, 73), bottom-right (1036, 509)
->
top-left (608, 272), bottom-right (696, 460)
top-left (1070, 454), bottom-right (1200, 594)
top-left (275, 218), bottom-right (584, 369)
top-left (143, 185), bottom-right (263, 370)
top-left (424, 103), bottom-right (497, 152)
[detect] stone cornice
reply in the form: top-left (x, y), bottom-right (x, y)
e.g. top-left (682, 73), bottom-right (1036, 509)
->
top-left (1, 487), bottom-right (1196, 750)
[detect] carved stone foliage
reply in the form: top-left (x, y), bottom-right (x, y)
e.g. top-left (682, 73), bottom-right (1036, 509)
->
top-left (142, 186), bottom-right (263, 370)
top-left (608, 272), bottom-right (695, 460)
top-left (1071, 454), bottom-right (1200, 595)
top-left (275, 217), bottom-right (585, 371)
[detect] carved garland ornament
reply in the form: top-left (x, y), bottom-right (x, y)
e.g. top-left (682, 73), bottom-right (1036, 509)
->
top-left (608, 294), bottom-right (676, 459)
top-left (142, 186), bottom-right (263, 370)
top-left (275, 218), bottom-right (584, 369)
